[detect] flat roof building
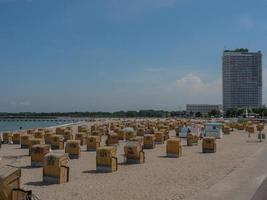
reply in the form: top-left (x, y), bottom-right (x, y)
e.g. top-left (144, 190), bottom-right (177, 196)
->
top-left (222, 49), bottom-right (262, 111)
top-left (186, 104), bottom-right (222, 116)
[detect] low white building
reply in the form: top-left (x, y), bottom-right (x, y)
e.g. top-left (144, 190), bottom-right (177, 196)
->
top-left (186, 104), bottom-right (222, 116)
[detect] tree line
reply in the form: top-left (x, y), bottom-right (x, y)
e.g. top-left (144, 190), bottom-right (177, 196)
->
top-left (1, 107), bottom-right (266, 118)
top-left (225, 108), bottom-right (267, 118)
top-left (0, 110), bottom-right (186, 118)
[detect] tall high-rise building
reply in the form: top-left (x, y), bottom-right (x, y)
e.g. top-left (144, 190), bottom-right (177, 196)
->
top-left (223, 49), bottom-right (262, 112)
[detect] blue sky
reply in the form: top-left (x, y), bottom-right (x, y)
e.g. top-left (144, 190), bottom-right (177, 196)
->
top-left (0, 0), bottom-right (267, 112)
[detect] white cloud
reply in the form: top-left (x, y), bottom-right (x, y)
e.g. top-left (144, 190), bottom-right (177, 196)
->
top-left (161, 73), bottom-right (222, 105)
top-left (175, 73), bottom-right (221, 95)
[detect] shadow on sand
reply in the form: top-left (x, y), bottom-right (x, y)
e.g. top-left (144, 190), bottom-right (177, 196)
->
top-left (18, 165), bottom-right (35, 169)
top-left (157, 155), bottom-right (168, 158)
top-left (82, 170), bottom-right (98, 174)
top-left (118, 162), bottom-right (141, 166)
top-left (25, 181), bottom-right (54, 186)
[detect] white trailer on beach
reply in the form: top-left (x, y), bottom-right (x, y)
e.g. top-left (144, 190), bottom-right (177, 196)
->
top-left (203, 123), bottom-right (223, 139)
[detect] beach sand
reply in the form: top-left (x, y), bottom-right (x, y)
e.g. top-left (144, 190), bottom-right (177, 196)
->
top-left (0, 122), bottom-right (265, 200)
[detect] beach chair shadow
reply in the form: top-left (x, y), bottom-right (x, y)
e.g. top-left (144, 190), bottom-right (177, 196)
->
top-left (157, 155), bottom-right (168, 158)
top-left (82, 170), bottom-right (98, 174)
top-left (19, 165), bottom-right (36, 169)
top-left (25, 181), bottom-right (53, 186)
top-left (118, 162), bottom-right (141, 166)
top-left (118, 162), bottom-right (127, 166)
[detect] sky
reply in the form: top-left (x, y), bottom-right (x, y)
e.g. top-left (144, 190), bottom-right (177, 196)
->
top-left (0, 0), bottom-right (267, 112)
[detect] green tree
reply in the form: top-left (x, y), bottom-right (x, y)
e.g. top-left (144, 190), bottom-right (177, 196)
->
top-left (225, 108), bottom-right (238, 117)
top-left (237, 108), bottom-right (245, 117)
top-left (113, 111), bottom-right (126, 118)
top-left (125, 111), bottom-right (138, 118)
top-left (208, 109), bottom-right (220, 117)
top-left (195, 112), bottom-right (202, 117)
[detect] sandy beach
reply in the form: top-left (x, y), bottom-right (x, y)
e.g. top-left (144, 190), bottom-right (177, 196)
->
top-left (0, 122), bottom-right (266, 200)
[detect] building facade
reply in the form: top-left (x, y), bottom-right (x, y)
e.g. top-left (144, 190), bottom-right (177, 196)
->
top-left (223, 49), bottom-right (262, 112)
top-left (186, 104), bottom-right (222, 116)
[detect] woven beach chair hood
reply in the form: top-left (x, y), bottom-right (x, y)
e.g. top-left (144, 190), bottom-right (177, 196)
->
top-left (123, 127), bottom-right (134, 133)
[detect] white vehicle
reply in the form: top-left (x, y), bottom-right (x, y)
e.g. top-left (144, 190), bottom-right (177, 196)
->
top-left (203, 123), bottom-right (223, 139)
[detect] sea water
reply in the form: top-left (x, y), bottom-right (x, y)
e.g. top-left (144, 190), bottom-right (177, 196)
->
top-left (0, 120), bottom-right (69, 133)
